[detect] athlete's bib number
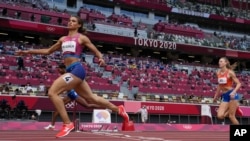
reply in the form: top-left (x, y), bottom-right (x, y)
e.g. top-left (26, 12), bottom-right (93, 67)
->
top-left (62, 41), bottom-right (76, 53)
top-left (218, 77), bottom-right (227, 84)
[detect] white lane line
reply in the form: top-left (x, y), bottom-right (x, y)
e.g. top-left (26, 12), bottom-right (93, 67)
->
top-left (89, 131), bottom-right (182, 141)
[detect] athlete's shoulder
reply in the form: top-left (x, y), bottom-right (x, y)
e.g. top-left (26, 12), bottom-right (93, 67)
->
top-left (215, 69), bottom-right (220, 75)
top-left (78, 34), bottom-right (89, 40)
top-left (78, 34), bottom-right (91, 44)
top-left (59, 36), bottom-right (67, 42)
top-left (228, 69), bottom-right (236, 76)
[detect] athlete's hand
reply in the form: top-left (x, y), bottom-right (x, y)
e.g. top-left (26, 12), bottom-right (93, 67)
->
top-left (213, 96), bottom-right (218, 103)
top-left (98, 58), bottom-right (105, 66)
top-left (15, 50), bottom-right (29, 56)
top-left (229, 91), bottom-right (236, 99)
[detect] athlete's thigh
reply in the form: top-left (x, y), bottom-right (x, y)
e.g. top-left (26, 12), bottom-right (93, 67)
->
top-left (49, 73), bottom-right (82, 95)
top-left (75, 96), bottom-right (89, 107)
top-left (228, 100), bottom-right (238, 114)
top-left (74, 80), bottom-right (95, 100)
top-left (217, 102), bottom-right (229, 115)
top-left (62, 97), bottom-right (72, 104)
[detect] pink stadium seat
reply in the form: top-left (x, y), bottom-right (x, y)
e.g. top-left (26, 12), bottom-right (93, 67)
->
top-left (29, 78), bottom-right (41, 86)
top-left (105, 65), bottom-right (113, 71)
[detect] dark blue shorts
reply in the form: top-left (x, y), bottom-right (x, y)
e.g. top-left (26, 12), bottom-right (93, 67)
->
top-left (66, 62), bottom-right (86, 80)
top-left (221, 89), bottom-right (239, 102)
top-left (67, 90), bottom-right (79, 100)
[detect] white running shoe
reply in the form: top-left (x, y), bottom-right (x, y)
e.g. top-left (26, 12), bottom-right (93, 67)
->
top-left (44, 124), bottom-right (55, 130)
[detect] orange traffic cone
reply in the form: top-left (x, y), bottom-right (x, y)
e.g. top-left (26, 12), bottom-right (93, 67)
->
top-left (121, 120), bottom-right (135, 131)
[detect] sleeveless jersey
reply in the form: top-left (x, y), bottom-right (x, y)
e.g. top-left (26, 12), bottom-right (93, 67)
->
top-left (61, 33), bottom-right (83, 58)
top-left (217, 70), bottom-right (233, 88)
